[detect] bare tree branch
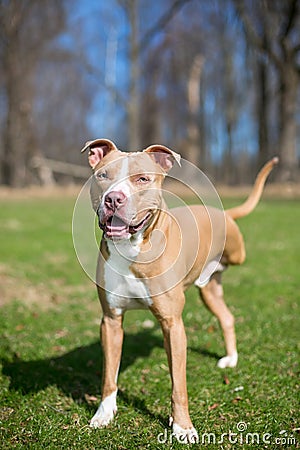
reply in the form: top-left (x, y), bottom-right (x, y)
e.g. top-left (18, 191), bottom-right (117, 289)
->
top-left (80, 58), bottom-right (127, 109)
top-left (279, 0), bottom-right (299, 40)
top-left (139, 0), bottom-right (193, 52)
top-left (233, 0), bottom-right (282, 69)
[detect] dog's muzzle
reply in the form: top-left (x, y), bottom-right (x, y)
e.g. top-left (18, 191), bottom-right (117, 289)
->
top-left (97, 205), bottom-right (152, 239)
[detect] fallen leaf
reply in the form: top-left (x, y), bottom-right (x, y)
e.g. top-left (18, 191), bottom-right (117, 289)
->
top-left (54, 329), bottom-right (68, 339)
top-left (208, 403), bottom-right (219, 411)
top-left (223, 375), bottom-right (230, 385)
top-left (232, 396), bottom-right (242, 403)
top-left (51, 345), bottom-right (65, 353)
top-left (84, 394), bottom-right (98, 404)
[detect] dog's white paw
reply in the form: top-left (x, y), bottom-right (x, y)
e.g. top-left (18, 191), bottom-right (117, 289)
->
top-left (217, 352), bottom-right (238, 368)
top-left (171, 419), bottom-right (199, 444)
top-left (90, 391), bottom-right (117, 428)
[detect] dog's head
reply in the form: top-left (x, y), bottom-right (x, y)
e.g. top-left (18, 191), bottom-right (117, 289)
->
top-left (81, 138), bottom-right (181, 240)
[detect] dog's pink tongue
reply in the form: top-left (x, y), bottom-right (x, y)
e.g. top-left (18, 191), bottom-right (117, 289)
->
top-left (107, 216), bottom-right (129, 238)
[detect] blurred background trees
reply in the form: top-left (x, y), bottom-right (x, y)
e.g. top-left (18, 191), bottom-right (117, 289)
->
top-left (0, 0), bottom-right (299, 186)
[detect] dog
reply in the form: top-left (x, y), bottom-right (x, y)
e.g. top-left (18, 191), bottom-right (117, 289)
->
top-left (81, 138), bottom-right (278, 443)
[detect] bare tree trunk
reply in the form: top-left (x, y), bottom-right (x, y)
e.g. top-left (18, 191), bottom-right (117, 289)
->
top-left (233, 0), bottom-right (300, 182)
top-left (0, 0), bottom-right (63, 186)
top-left (3, 46), bottom-right (46, 186)
top-left (199, 72), bottom-right (207, 169)
top-left (125, 0), bottom-right (193, 151)
top-left (278, 66), bottom-right (299, 181)
top-left (140, 69), bottom-right (160, 146)
top-left (223, 48), bottom-right (237, 185)
top-left (187, 55), bottom-right (204, 167)
top-left (127, 0), bottom-right (140, 150)
top-left (224, 123), bottom-right (234, 185)
top-left (256, 58), bottom-right (269, 170)
top-left (2, 20), bottom-right (24, 186)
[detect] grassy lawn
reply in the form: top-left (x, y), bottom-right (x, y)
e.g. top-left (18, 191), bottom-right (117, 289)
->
top-left (0, 191), bottom-right (299, 449)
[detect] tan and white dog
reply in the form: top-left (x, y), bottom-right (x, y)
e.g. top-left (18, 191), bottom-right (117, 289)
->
top-left (81, 138), bottom-right (278, 443)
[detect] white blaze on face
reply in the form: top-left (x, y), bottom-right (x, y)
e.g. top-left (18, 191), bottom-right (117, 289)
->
top-left (100, 157), bottom-right (132, 210)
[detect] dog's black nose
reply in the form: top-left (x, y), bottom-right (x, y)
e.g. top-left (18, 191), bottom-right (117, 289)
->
top-left (104, 191), bottom-right (126, 211)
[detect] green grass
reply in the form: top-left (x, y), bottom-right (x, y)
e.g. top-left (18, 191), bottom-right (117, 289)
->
top-left (0, 193), bottom-right (299, 449)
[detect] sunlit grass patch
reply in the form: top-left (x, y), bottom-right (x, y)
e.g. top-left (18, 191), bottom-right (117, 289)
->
top-left (0, 195), bottom-right (299, 449)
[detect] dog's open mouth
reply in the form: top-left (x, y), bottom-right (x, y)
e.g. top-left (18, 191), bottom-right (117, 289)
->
top-left (100, 213), bottom-right (152, 239)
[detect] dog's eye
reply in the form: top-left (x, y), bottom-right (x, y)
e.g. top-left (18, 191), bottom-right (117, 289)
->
top-left (96, 171), bottom-right (108, 180)
top-left (136, 176), bottom-right (150, 184)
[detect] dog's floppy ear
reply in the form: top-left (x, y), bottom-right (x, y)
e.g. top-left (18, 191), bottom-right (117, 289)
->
top-left (81, 138), bottom-right (118, 169)
top-left (144, 144), bottom-right (181, 172)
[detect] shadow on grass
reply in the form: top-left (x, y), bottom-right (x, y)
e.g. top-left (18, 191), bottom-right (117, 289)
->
top-left (1, 330), bottom-right (220, 426)
top-left (1, 330), bottom-right (164, 414)
top-left (188, 346), bottom-right (221, 362)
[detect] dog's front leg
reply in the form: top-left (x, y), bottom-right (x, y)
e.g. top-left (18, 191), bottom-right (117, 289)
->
top-left (151, 295), bottom-right (198, 444)
top-left (90, 313), bottom-right (124, 428)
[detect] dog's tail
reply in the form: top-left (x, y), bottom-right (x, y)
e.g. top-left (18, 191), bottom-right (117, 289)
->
top-left (226, 157), bottom-right (279, 220)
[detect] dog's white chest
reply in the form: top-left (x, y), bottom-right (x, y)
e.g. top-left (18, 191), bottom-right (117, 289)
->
top-left (104, 237), bottom-right (152, 314)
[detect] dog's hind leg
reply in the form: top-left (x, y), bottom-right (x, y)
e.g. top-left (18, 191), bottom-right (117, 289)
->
top-left (199, 272), bottom-right (238, 368)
